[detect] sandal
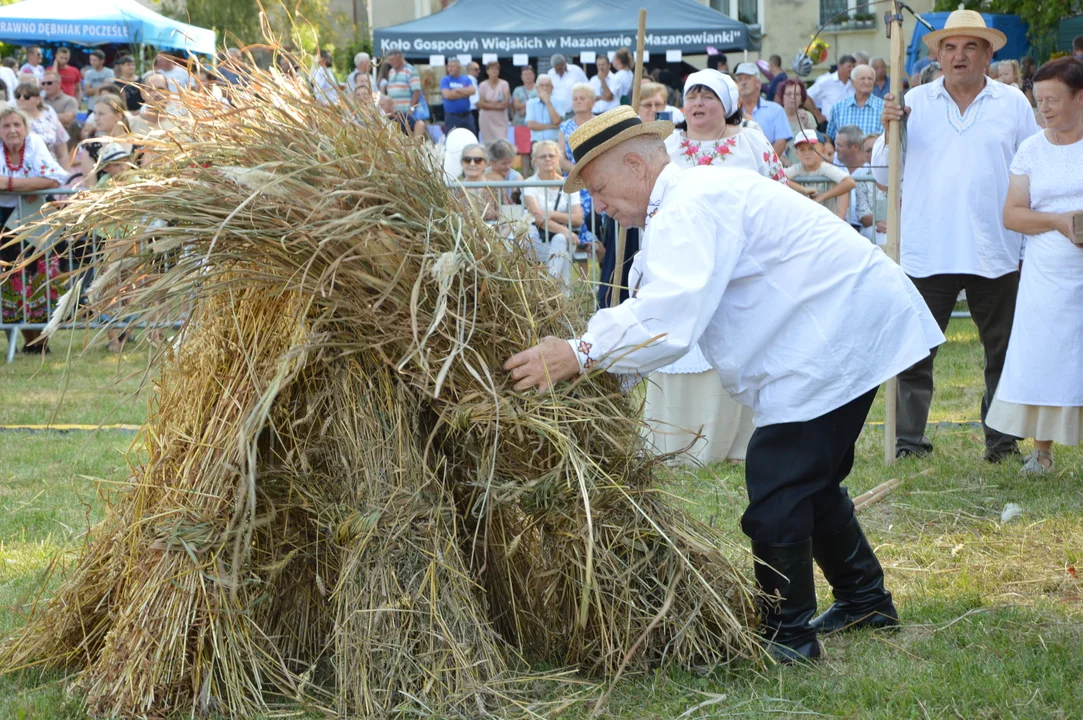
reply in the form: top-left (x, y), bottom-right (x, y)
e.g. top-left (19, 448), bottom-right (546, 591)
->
top-left (1020, 450), bottom-right (1054, 474)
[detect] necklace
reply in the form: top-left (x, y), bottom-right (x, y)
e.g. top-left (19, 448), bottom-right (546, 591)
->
top-left (5, 144), bottom-right (24, 173)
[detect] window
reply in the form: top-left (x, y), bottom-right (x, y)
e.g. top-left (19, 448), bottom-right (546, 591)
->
top-left (820, 0), bottom-right (851, 26)
top-left (738, 0), bottom-right (758, 26)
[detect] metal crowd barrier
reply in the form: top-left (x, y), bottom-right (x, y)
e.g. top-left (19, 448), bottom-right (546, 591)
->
top-left (1, 189), bottom-right (184, 363)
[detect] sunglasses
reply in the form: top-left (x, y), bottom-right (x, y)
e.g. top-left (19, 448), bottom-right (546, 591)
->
top-left (15, 94), bottom-right (35, 100)
top-left (41, 81), bottom-right (56, 86)
top-left (461, 156), bottom-right (486, 164)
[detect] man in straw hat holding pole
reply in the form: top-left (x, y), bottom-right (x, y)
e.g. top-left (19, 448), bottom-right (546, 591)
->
top-left (872, 10), bottom-right (1040, 462)
top-left (504, 105), bottom-right (945, 663)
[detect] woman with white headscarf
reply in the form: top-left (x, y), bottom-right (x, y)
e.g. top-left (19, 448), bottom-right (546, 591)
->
top-left (643, 69), bottom-right (787, 465)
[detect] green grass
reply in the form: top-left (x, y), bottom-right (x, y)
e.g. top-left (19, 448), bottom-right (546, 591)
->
top-left (1, 320), bottom-right (1081, 719)
top-left (0, 330), bottom-right (153, 426)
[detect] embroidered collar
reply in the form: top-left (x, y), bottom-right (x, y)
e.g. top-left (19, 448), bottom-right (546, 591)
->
top-left (644, 163), bottom-right (679, 231)
top-left (928, 76), bottom-right (1001, 134)
top-left (928, 75), bottom-right (1003, 102)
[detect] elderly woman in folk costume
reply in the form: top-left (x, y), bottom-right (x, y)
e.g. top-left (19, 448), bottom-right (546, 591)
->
top-left (506, 106), bottom-right (943, 663)
top-left (0, 103), bottom-right (67, 354)
top-left (644, 70), bottom-right (787, 466)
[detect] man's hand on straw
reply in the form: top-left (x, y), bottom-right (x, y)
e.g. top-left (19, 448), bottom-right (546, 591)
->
top-left (505, 336), bottom-right (580, 391)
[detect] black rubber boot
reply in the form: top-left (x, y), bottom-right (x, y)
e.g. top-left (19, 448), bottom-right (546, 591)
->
top-left (752, 539), bottom-right (821, 663)
top-left (810, 515), bottom-right (899, 634)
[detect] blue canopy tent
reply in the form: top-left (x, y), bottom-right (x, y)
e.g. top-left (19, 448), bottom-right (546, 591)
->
top-left (0, 0), bottom-right (216, 54)
top-left (374, 0), bottom-right (756, 59)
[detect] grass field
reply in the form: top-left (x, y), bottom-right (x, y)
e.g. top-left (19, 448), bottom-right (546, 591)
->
top-left (1, 322), bottom-right (1080, 719)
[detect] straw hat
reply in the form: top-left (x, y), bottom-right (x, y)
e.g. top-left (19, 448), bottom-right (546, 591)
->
top-left (922, 10), bottom-right (1007, 52)
top-left (563, 106), bottom-right (673, 193)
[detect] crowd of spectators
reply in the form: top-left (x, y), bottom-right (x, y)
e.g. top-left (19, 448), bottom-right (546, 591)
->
top-left (0, 45), bottom-right (245, 353)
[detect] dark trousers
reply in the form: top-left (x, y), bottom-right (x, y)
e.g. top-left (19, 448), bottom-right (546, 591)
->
top-left (596, 222), bottom-right (638, 309)
top-left (742, 388), bottom-right (878, 545)
top-left (445, 111), bottom-right (477, 135)
top-left (896, 272), bottom-right (1019, 454)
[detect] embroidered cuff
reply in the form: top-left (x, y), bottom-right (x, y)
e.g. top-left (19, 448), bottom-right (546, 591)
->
top-left (569, 336), bottom-right (598, 374)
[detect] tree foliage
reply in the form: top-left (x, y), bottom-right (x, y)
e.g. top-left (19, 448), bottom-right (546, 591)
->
top-left (162, 0), bottom-right (358, 55)
top-left (935, 0), bottom-right (1082, 50)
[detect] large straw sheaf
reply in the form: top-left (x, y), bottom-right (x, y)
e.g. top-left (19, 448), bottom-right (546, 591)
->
top-left (0, 54), bottom-right (758, 717)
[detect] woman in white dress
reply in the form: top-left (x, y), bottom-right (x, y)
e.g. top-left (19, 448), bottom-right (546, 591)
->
top-left (988, 57), bottom-right (1083, 473)
top-left (644, 69), bottom-right (788, 465)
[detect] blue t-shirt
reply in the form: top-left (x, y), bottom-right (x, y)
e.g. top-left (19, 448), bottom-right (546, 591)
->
top-left (441, 74), bottom-right (472, 114)
top-left (750, 98), bottom-right (793, 145)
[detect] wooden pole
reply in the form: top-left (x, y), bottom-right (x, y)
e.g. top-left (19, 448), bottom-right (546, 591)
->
top-left (609, 8), bottom-right (647, 309)
top-left (883, 2), bottom-right (906, 466)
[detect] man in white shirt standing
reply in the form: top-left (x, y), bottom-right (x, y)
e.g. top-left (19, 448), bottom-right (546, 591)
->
top-left (873, 10), bottom-right (1040, 462)
top-left (589, 55), bottom-right (621, 115)
top-left (154, 53), bottom-right (194, 94)
top-left (311, 50), bottom-right (340, 105)
top-left (807, 54), bottom-right (855, 127)
top-left (506, 107), bottom-right (944, 664)
top-left (19, 45), bottom-right (45, 83)
top-left (466, 61), bottom-right (481, 130)
top-left (547, 54), bottom-right (588, 120)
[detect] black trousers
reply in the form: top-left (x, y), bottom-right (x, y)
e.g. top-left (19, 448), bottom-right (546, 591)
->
top-left (596, 222), bottom-right (638, 309)
top-left (896, 272), bottom-right (1019, 454)
top-left (742, 388), bottom-right (878, 545)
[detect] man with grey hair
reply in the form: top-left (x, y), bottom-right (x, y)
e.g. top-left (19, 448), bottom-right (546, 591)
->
top-left (547, 53), bottom-right (588, 119)
top-left (506, 106), bottom-right (942, 664)
top-left (854, 50), bottom-right (870, 66)
top-left (346, 52), bottom-right (372, 95)
top-left (834, 124), bottom-right (872, 233)
top-left (826, 64), bottom-right (883, 140)
top-left (870, 57), bottom-right (890, 98)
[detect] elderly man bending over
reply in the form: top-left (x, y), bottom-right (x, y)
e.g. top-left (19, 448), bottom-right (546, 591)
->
top-left (505, 106), bottom-right (944, 664)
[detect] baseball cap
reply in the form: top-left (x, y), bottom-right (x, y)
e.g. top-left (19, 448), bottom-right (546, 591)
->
top-left (793, 129), bottom-right (820, 146)
top-left (734, 62), bottom-right (760, 77)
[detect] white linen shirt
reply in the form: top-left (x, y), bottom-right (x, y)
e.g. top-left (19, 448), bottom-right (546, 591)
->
top-left (871, 77), bottom-right (1040, 278)
top-left (569, 163), bottom-right (944, 426)
top-left (548, 64), bottom-right (589, 115)
top-left (807, 71), bottom-right (853, 122)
